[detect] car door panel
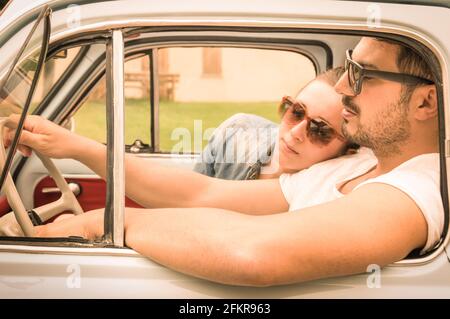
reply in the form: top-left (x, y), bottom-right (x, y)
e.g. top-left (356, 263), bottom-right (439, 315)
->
top-left (0, 196), bottom-right (11, 218)
top-left (1, 248), bottom-right (450, 298)
top-left (34, 176), bottom-right (141, 211)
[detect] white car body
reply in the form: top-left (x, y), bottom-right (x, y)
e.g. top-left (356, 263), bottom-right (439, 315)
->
top-left (0, 0), bottom-right (449, 298)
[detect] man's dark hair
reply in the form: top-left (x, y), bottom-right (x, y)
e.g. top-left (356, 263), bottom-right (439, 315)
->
top-left (375, 38), bottom-right (434, 98)
top-left (0, 0), bottom-right (9, 11)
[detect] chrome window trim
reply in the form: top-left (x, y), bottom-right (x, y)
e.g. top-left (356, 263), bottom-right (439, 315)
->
top-left (104, 29), bottom-right (125, 247)
top-left (151, 48), bottom-right (160, 152)
top-left (48, 20), bottom-right (447, 78)
top-left (0, 243), bottom-right (141, 257)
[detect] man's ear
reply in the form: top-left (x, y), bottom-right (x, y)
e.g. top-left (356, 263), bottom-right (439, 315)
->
top-left (412, 85), bottom-right (437, 121)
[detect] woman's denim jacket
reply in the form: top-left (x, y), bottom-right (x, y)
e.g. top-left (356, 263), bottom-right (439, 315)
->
top-left (193, 113), bottom-right (278, 180)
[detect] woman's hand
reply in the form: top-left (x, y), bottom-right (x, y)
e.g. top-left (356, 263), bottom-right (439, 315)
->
top-left (4, 114), bottom-right (88, 159)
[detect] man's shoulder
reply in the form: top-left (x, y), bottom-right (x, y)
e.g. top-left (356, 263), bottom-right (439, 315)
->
top-left (358, 152), bottom-right (441, 192)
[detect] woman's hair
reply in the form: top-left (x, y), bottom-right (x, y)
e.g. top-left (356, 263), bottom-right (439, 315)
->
top-left (278, 67), bottom-right (345, 116)
top-left (278, 66), bottom-right (360, 154)
top-left (315, 66), bottom-right (346, 87)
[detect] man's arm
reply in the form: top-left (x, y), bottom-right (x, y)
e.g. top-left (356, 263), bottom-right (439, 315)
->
top-left (37, 182), bottom-right (428, 286)
top-left (6, 115), bottom-right (288, 214)
top-left (125, 183), bottom-right (428, 286)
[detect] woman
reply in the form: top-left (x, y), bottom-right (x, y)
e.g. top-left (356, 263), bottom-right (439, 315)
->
top-left (194, 67), bottom-right (358, 180)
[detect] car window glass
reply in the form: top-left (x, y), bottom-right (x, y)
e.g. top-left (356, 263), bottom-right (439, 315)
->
top-left (33, 47), bottom-right (81, 108)
top-left (73, 76), bottom-right (107, 143)
top-left (156, 47), bottom-right (316, 154)
top-left (72, 47), bottom-right (315, 154)
top-left (0, 15), bottom-right (48, 116)
top-left (73, 54), bottom-right (152, 149)
top-left (123, 54), bottom-right (152, 152)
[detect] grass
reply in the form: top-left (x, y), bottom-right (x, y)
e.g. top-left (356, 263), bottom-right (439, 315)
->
top-left (73, 99), bottom-right (279, 152)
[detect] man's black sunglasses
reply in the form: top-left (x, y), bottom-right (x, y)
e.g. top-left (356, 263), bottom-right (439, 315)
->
top-left (345, 49), bottom-right (434, 96)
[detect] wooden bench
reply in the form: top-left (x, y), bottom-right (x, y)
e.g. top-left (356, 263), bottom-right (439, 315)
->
top-left (124, 72), bottom-right (179, 101)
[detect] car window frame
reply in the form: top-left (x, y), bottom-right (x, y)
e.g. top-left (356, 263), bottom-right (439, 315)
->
top-left (0, 6), bottom-right (52, 192)
top-left (337, 0), bottom-right (450, 9)
top-left (33, 45), bottom-right (91, 117)
top-left (104, 29), bottom-right (125, 247)
top-left (1, 25), bottom-right (446, 267)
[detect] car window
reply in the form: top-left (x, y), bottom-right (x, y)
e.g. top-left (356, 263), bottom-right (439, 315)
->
top-left (33, 47), bottom-right (81, 108)
top-left (123, 54), bottom-right (152, 152)
top-left (73, 54), bottom-right (152, 151)
top-left (156, 47), bottom-right (316, 154)
top-left (72, 76), bottom-right (106, 143)
top-left (71, 46), bottom-right (315, 154)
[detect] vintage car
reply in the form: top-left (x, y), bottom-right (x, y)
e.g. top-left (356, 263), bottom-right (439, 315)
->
top-left (0, 0), bottom-right (449, 298)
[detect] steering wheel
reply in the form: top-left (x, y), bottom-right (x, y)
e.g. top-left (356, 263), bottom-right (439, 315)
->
top-left (0, 117), bottom-right (84, 237)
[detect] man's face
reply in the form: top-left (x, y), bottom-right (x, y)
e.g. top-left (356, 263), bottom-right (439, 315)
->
top-left (334, 37), bottom-right (412, 156)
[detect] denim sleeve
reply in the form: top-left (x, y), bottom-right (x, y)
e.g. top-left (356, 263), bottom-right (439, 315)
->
top-left (192, 114), bottom-right (245, 177)
top-left (193, 113), bottom-right (278, 179)
top-left (192, 137), bottom-right (216, 176)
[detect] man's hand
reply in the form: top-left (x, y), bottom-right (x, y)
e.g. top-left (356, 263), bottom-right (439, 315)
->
top-left (4, 114), bottom-right (88, 159)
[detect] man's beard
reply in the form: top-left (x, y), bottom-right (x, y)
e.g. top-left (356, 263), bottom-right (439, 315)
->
top-left (341, 94), bottom-right (411, 157)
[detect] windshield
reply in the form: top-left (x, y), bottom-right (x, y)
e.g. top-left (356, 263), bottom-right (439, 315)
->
top-left (0, 6), bottom-right (51, 191)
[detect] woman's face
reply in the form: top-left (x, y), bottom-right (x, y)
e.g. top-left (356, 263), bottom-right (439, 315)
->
top-left (277, 80), bottom-right (347, 173)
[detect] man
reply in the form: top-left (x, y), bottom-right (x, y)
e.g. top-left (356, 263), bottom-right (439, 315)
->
top-left (4, 37), bottom-right (442, 286)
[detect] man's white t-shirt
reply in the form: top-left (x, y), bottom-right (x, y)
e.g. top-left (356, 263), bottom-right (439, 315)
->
top-left (279, 147), bottom-right (444, 254)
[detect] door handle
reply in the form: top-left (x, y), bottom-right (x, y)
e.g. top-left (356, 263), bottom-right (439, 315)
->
top-left (42, 182), bottom-right (81, 197)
